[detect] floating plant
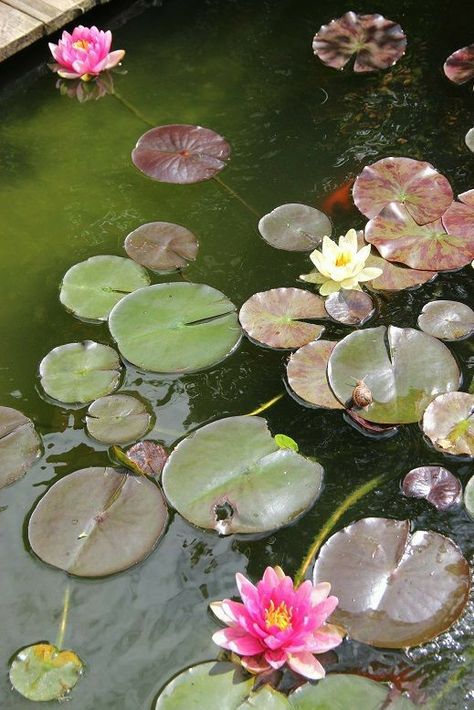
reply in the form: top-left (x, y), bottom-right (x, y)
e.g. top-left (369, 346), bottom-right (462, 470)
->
top-left (0, 406), bottom-right (41, 489)
top-left (442, 189), bottom-right (474, 240)
top-left (466, 128), bottom-right (474, 153)
top-left (464, 476), bottom-right (474, 519)
top-left (443, 44), bottom-right (474, 86)
top-left (9, 643), bottom-right (83, 702)
top-left (402, 466), bottom-right (462, 510)
top-left (126, 441), bottom-right (168, 478)
top-left (86, 394), bottom-right (151, 444)
top-left (289, 674), bottom-right (416, 708)
top-left (124, 221), bottom-right (199, 272)
top-left (422, 392), bottom-right (474, 457)
top-left (365, 247), bottom-right (437, 291)
top-left (417, 300), bottom-right (474, 341)
top-left (286, 340), bottom-right (344, 410)
top-left (257, 203), bottom-right (332, 251)
top-left (324, 289), bottom-right (374, 325)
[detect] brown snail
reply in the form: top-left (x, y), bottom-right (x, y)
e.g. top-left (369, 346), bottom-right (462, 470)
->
top-left (352, 379), bottom-right (373, 408)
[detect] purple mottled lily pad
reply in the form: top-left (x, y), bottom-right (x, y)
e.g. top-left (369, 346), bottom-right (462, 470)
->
top-left (131, 124), bottom-right (231, 184)
top-left (353, 157), bottom-right (453, 224)
top-left (418, 300), bottom-right (474, 341)
top-left (402, 466), bottom-right (462, 510)
top-left (422, 392), bottom-right (474, 458)
top-left (324, 289), bottom-right (374, 325)
top-left (444, 44), bottom-right (474, 85)
top-left (442, 190), bottom-right (474, 240)
top-left (286, 340), bottom-right (343, 409)
top-left (258, 203), bottom-right (332, 252)
top-left (127, 441), bottom-right (168, 478)
top-left (312, 12), bottom-right (406, 73)
top-left (239, 288), bottom-right (326, 349)
top-left (344, 409), bottom-right (398, 439)
top-left (124, 222), bottom-right (199, 272)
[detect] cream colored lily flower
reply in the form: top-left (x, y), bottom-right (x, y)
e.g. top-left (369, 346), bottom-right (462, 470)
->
top-left (300, 229), bottom-right (383, 296)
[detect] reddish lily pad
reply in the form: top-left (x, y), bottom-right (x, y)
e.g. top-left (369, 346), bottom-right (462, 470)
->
top-left (287, 340), bottom-right (344, 409)
top-left (402, 466), bottom-right (462, 510)
top-left (353, 157), bottom-right (453, 225)
top-left (422, 392), bottom-right (474, 458)
top-left (313, 517), bottom-right (470, 648)
top-left (0, 406), bottom-right (41, 489)
top-left (417, 300), bottom-right (474, 341)
top-left (86, 394), bottom-right (151, 444)
top-left (343, 409), bottom-right (398, 439)
top-left (124, 221), bottom-right (199, 272)
top-left (324, 289), bottom-right (374, 325)
top-left (444, 44), bottom-right (474, 85)
top-left (131, 124), bottom-right (231, 184)
top-left (9, 643), bottom-right (83, 702)
top-left (466, 129), bottom-right (474, 153)
top-left (239, 288), bottom-right (326, 349)
top-left (312, 12), bottom-right (406, 73)
top-left (127, 441), bottom-right (168, 477)
top-left (257, 203), bottom-right (332, 252)
top-left (442, 190), bottom-right (474, 240)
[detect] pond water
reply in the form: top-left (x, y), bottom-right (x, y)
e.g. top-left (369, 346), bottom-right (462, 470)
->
top-left (0, 0), bottom-right (473, 707)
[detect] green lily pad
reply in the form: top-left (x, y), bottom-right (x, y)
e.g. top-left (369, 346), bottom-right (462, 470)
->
top-left (287, 340), bottom-right (344, 410)
top-left (417, 300), bottom-right (474, 341)
top-left (162, 416), bottom-right (323, 534)
top-left (109, 283), bottom-right (241, 373)
top-left (324, 289), bottom-right (374, 325)
top-left (124, 221), bottom-right (199, 272)
top-left (86, 394), bottom-right (151, 444)
top-left (0, 406), bottom-right (41, 489)
top-left (258, 204), bottom-right (332, 251)
top-left (422, 392), bottom-right (474, 457)
top-left (274, 433), bottom-right (299, 451)
top-left (327, 326), bottom-right (460, 424)
top-left (10, 643), bottom-right (83, 702)
top-left (313, 517), bottom-right (470, 648)
top-left (60, 255), bottom-right (150, 321)
top-left (28, 467), bottom-right (168, 577)
top-left (289, 674), bottom-right (414, 709)
top-left (464, 475), bottom-right (474, 518)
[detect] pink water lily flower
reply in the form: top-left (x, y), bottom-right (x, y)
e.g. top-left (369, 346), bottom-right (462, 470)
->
top-left (211, 566), bottom-right (344, 680)
top-left (49, 26), bottom-right (125, 81)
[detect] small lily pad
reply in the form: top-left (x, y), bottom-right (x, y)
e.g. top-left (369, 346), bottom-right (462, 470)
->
top-left (324, 289), bottom-right (374, 325)
top-left (274, 434), bottom-right (298, 451)
top-left (239, 288), bottom-right (326, 349)
top-left (422, 392), bottom-right (474, 457)
top-left (86, 394), bottom-right (151, 444)
top-left (286, 340), bottom-right (344, 410)
top-left (417, 300), bottom-right (474, 341)
top-left (258, 204), bottom-right (332, 251)
top-left (127, 441), bottom-right (168, 477)
top-left (444, 44), bottom-right (474, 85)
top-left (402, 466), bottom-right (462, 510)
top-left (466, 128), bottom-right (474, 153)
top-left (10, 643), bottom-right (83, 702)
top-left (124, 221), bottom-right (199, 272)
top-left (39, 341), bottom-right (122, 405)
top-left (442, 190), bottom-right (474, 241)
top-left (0, 406), bottom-right (41, 489)
top-left (464, 476), bottom-right (474, 519)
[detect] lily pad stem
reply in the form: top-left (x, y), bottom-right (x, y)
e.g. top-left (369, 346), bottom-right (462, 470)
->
top-left (55, 584), bottom-right (71, 651)
top-left (212, 175), bottom-right (260, 217)
top-left (245, 393), bottom-right (285, 416)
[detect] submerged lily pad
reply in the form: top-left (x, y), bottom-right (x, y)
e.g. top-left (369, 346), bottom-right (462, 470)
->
top-left (422, 392), bottom-right (474, 457)
top-left (324, 289), bottom-right (374, 325)
top-left (28, 467), bottom-right (168, 577)
top-left (109, 283), bottom-right (241, 373)
top-left (10, 643), bottom-right (83, 702)
top-left (162, 416), bottom-right (323, 534)
top-left (442, 190), bottom-right (474, 240)
top-left (131, 124), bottom-right (231, 184)
top-left (258, 204), bottom-right (332, 251)
top-left (124, 222), bottom-right (199, 272)
top-left (287, 340), bottom-right (343, 410)
top-left (327, 326), bottom-right (460, 424)
top-left (402, 466), bottom-right (462, 510)
top-left (86, 394), bottom-right (151, 444)
top-left (353, 157), bottom-right (453, 224)
top-left (60, 255), bottom-right (150, 321)
top-left (0, 407), bottom-right (41, 489)
top-left (417, 300), bottom-right (474, 341)
top-left (464, 476), bottom-right (474, 519)
top-left (126, 441), bottom-right (168, 477)
top-left (313, 517), bottom-right (470, 647)
top-left (444, 44), bottom-right (474, 85)
top-left (312, 12), bottom-right (406, 73)
top-left (39, 341), bottom-right (122, 405)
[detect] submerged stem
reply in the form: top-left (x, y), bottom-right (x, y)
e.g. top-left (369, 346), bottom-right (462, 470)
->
top-left (212, 175), bottom-right (260, 217)
top-left (55, 584), bottom-right (71, 651)
top-left (111, 90), bottom-right (155, 128)
top-left (245, 393), bottom-right (285, 416)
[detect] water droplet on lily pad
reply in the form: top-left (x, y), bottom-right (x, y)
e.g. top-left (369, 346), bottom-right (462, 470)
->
top-left (417, 300), bottom-right (474, 341)
top-left (86, 394), bottom-right (151, 444)
top-left (402, 466), bottom-right (462, 510)
top-left (258, 203), bottom-right (332, 251)
top-left (0, 406), bottom-right (41, 489)
top-left (124, 221), bottom-right (199, 272)
top-left (422, 392), bottom-right (474, 457)
top-left (9, 643), bottom-right (83, 702)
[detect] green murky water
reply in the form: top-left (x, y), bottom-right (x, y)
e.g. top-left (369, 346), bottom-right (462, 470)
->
top-left (0, 0), bottom-right (473, 706)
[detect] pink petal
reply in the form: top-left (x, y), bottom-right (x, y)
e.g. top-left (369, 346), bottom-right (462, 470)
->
top-left (308, 624), bottom-right (344, 653)
top-left (264, 648), bottom-right (288, 669)
top-left (241, 654), bottom-right (271, 674)
top-left (209, 600), bottom-right (235, 626)
top-left (236, 572), bottom-right (260, 610)
top-left (104, 49), bottom-right (125, 70)
top-left (48, 42), bottom-right (59, 61)
top-left (287, 651), bottom-right (326, 680)
top-left (262, 566), bottom-right (285, 590)
top-left (212, 628), bottom-right (263, 656)
top-left (57, 69), bottom-right (82, 79)
top-left (310, 582), bottom-right (331, 606)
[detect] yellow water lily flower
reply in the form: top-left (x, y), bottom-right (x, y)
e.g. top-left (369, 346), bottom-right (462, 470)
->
top-left (300, 229), bottom-right (383, 296)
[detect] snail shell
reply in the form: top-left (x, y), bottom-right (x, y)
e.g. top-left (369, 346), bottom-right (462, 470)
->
top-left (352, 379), bottom-right (373, 408)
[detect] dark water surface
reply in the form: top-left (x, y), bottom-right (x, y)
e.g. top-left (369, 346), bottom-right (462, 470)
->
top-left (0, 0), bottom-right (473, 707)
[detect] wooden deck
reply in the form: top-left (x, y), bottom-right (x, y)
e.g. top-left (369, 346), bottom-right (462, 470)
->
top-left (0, 0), bottom-right (112, 62)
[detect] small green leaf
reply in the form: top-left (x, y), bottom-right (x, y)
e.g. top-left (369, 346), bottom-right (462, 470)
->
top-left (274, 434), bottom-right (299, 452)
top-left (10, 643), bottom-right (83, 702)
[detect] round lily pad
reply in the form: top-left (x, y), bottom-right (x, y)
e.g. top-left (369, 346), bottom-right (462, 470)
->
top-left (162, 416), bottom-right (323, 534)
top-left (324, 289), bottom-right (374, 325)
top-left (402, 466), bottom-right (462, 510)
top-left (464, 476), bottom-right (474, 519)
top-left (312, 12), bottom-right (406, 73)
top-left (124, 221), bottom-right (199, 272)
top-left (131, 124), bottom-right (231, 184)
top-left (127, 441), bottom-right (168, 477)
top-left (239, 288), bottom-right (326, 349)
top-left (59, 255), bottom-right (150, 321)
top-left (422, 392), bottom-right (474, 457)
top-left (10, 643), bottom-right (83, 702)
top-left (442, 191), bottom-right (474, 241)
top-left (86, 394), bottom-right (151, 444)
top-left (0, 406), bottom-right (41, 489)
top-left (353, 157), bottom-right (453, 224)
top-left (109, 283), bottom-right (241, 373)
top-left (327, 326), bottom-right (460, 424)
top-left (28, 467), bottom-right (168, 577)
top-left (466, 128), bottom-right (474, 153)
top-left (257, 203), bottom-right (332, 251)
top-left (312, 517), bottom-right (470, 648)
top-left (444, 44), bottom-right (474, 85)
top-left (417, 300), bottom-right (474, 341)
top-left (287, 340), bottom-right (344, 409)
top-left (39, 341), bottom-right (122, 405)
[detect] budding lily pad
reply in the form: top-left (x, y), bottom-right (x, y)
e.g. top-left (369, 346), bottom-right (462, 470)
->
top-left (9, 643), bottom-right (83, 702)
top-left (402, 466), bottom-right (462, 510)
top-left (0, 406), bottom-right (41, 489)
top-left (28, 467), bottom-right (168, 576)
top-left (126, 441), bottom-right (168, 477)
top-left (162, 416), bottom-right (323, 534)
top-left (312, 517), bottom-right (470, 648)
top-left (86, 394), bottom-right (151, 444)
top-left (327, 326), bottom-right (460, 424)
top-left (312, 12), bottom-right (406, 73)
top-left (417, 300), bottom-right (474, 341)
top-left (442, 190), bottom-right (474, 240)
top-left (124, 222), bottom-right (199, 272)
top-left (444, 44), bottom-right (474, 86)
top-left (324, 289), bottom-right (374, 325)
top-left (39, 341), bottom-right (122, 405)
top-left (464, 476), bottom-right (474, 519)
top-left (59, 255), bottom-right (150, 321)
top-left (287, 340), bottom-right (344, 410)
top-left (131, 124), bottom-right (231, 184)
top-left (109, 283), bottom-right (241, 373)
top-left (258, 204), bottom-right (332, 251)
top-left (239, 288), bottom-right (326, 349)
top-left (353, 157), bottom-right (453, 224)
top-left (422, 392), bottom-right (474, 457)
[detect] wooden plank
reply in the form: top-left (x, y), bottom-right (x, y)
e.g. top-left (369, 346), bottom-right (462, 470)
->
top-left (2, 0), bottom-right (97, 32)
top-left (0, 2), bottom-right (43, 61)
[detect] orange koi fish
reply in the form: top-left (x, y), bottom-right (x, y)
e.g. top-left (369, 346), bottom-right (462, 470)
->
top-left (320, 178), bottom-right (354, 216)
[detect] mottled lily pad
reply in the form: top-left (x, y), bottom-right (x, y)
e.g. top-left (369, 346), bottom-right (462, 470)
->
top-left (109, 283), bottom-right (241, 373)
top-left (442, 190), bottom-right (474, 240)
top-left (327, 326), bottom-right (460, 424)
top-left (39, 341), bottom-right (122, 405)
top-left (343, 409), bottom-right (398, 439)
top-left (131, 124), bottom-right (231, 184)
top-left (60, 255), bottom-right (150, 321)
top-left (312, 12), bottom-right (406, 73)
top-left (402, 466), bottom-right (462, 510)
top-left (417, 300), bottom-right (474, 341)
top-left (324, 289), bottom-right (374, 325)
top-left (0, 406), bottom-right (41, 489)
top-left (124, 222), bottom-right (199, 272)
top-left (464, 476), bottom-right (474, 519)
top-left (126, 441), bottom-right (168, 477)
top-left (9, 643), bottom-right (83, 702)
top-left (162, 416), bottom-right (323, 534)
top-left (353, 157), bottom-right (453, 224)
top-left (239, 288), bottom-right (326, 349)
top-left (422, 392), bottom-right (474, 457)
top-left (466, 128), bottom-right (474, 153)
top-left (86, 394), bottom-right (151, 444)
top-left (313, 517), bottom-right (470, 647)
top-left (366, 250), bottom-right (437, 291)
top-left (444, 44), bottom-right (474, 85)
top-left (289, 674), bottom-right (414, 709)
top-left (287, 340), bottom-right (343, 409)
top-left (28, 467), bottom-right (168, 577)
top-left (258, 204), bottom-right (332, 251)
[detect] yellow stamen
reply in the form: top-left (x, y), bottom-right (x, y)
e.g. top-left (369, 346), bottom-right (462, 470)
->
top-left (73, 39), bottom-right (90, 50)
top-left (265, 600), bottom-right (292, 630)
top-left (335, 251), bottom-right (352, 267)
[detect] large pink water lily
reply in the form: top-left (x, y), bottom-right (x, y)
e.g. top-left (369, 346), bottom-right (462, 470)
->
top-left (49, 26), bottom-right (125, 81)
top-left (211, 566), bottom-right (343, 680)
